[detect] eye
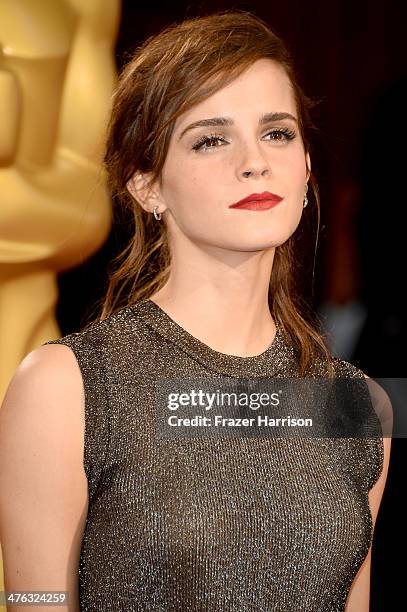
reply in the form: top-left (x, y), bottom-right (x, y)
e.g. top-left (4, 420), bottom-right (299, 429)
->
top-left (264, 127), bottom-right (297, 143)
top-left (191, 127), bottom-right (297, 153)
top-left (191, 133), bottom-right (227, 152)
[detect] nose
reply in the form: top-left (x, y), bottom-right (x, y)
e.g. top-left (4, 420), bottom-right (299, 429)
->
top-left (238, 142), bottom-right (271, 179)
top-left (242, 168), bottom-right (269, 178)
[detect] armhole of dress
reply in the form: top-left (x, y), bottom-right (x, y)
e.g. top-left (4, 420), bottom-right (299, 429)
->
top-left (42, 334), bottom-right (111, 504)
top-left (360, 374), bottom-right (385, 492)
top-left (331, 356), bottom-right (385, 493)
top-left (366, 435), bottom-right (385, 492)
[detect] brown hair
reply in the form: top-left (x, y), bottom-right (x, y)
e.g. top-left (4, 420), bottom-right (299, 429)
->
top-left (85, 9), bottom-right (336, 377)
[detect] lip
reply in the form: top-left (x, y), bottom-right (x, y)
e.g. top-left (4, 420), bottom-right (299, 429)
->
top-left (229, 191), bottom-right (284, 210)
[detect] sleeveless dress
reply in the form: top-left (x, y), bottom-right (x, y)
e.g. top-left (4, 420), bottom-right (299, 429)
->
top-left (42, 299), bottom-right (384, 612)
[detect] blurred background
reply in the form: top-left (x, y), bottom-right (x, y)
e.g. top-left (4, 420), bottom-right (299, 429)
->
top-left (2, 1), bottom-right (405, 609)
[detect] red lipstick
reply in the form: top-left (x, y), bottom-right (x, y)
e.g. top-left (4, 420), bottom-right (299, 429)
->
top-left (229, 191), bottom-right (283, 211)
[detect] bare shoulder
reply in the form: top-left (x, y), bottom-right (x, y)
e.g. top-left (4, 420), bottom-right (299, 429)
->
top-left (0, 344), bottom-right (88, 602)
top-left (0, 341), bottom-right (86, 435)
top-left (16, 341), bottom-right (84, 380)
top-left (0, 342), bottom-right (86, 450)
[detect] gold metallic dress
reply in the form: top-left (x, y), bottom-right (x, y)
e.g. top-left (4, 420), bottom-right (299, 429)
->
top-left (43, 299), bottom-right (384, 611)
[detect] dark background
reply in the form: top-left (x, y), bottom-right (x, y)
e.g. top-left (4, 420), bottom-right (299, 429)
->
top-left (56, 2), bottom-right (406, 608)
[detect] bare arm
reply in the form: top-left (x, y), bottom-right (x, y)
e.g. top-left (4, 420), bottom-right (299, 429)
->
top-left (345, 374), bottom-right (392, 611)
top-left (0, 344), bottom-right (88, 611)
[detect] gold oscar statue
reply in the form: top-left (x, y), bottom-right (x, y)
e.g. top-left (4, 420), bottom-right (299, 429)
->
top-left (0, 0), bottom-right (121, 603)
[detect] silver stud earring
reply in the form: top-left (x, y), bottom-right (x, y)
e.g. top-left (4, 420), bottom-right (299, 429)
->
top-left (303, 184), bottom-right (309, 209)
top-left (153, 205), bottom-right (162, 221)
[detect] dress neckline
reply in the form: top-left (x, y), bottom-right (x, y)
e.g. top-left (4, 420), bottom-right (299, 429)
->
top-left (131, 298), bottom-right (297, 377)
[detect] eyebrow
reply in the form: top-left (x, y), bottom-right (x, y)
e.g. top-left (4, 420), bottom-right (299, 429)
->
top-left (177, 111), bottom-right (298, 141)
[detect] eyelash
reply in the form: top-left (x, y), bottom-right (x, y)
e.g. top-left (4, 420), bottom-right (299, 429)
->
top-left (191, 127), bottom-right (297, 152)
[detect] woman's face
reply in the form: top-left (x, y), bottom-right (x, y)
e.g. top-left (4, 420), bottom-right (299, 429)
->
top-left (130, 58), bottom-right (310, 252)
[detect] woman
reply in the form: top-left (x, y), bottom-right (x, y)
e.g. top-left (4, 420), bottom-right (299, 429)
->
top-left (0, 10), bottom-right (390, 611)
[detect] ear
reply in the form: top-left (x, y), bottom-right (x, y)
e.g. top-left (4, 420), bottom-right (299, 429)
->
top-left (126, 172), bottom-right (167, 215)
top-left (305, 152), bottom-right (311, 182)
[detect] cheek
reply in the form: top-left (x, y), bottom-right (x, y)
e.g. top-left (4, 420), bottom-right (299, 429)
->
top-left (166, 166), bottom-right (220, 211)
top-left (162, 173), bottom-right (218, 232)
top-left (291, 149), bottom-right (308, 182)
